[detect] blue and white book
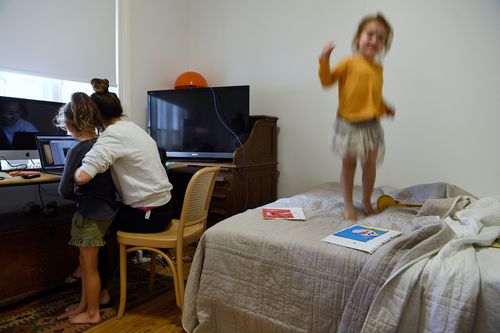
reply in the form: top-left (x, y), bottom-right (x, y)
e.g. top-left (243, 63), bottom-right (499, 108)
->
top-left (322, 224), bottom-right (402, 254)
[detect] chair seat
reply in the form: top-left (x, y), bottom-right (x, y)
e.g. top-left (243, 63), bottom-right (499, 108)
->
top-left (117, 219), bottom-right (204, 248)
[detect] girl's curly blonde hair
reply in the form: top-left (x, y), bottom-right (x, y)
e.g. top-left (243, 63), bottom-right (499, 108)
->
top-left (54, 92), bottom-right (105, 135)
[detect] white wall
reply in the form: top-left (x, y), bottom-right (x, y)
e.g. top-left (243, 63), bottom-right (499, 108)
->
top-left (374, 0), bottom-right (500, 197)
top-left (124, 0), bottom-right (500, 198)
top-left (124, 0), bottom-right (190, 128)
top-left (186, 0), bottom-right (358, 197)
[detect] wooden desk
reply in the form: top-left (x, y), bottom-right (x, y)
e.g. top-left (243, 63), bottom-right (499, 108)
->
top-left (0, 172), bottom-right (77, 307)
top-left (0, 172), bottom-right (123, 307)
top-left (0, 172), bottom-right (60, 187)
top-left (0, 205), bottom-right (78, 307)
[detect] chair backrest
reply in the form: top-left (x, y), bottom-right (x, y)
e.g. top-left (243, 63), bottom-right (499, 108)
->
top-left (178, 166), bottom-right (220, 231)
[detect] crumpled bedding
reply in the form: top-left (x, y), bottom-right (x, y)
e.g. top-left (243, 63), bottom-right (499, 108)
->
top-left (360, 196), bottom-right (500, 333)
top-left (182, 182), bottom-right (500, 333)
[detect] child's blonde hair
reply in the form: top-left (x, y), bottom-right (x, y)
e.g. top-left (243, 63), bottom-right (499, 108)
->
top-left (55, 92), bottom-right (104, 134)
top-left (352, 12), bottom-right (393, 54)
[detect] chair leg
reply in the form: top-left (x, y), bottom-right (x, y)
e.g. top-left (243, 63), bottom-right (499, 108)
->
top-left (148, 252), bottom-right (156, 290)
top-left (117, 244), bottom-right (127, 319)
top-left (176, 248), bottom-right (185, 309)
top-left (157, 251), bottom-right (181, 309)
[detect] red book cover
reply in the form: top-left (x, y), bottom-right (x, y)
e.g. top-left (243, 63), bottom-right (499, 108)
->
top-left (262, 207), bottom-right (306, 220)
top-left (263, 208), bottom-right (294, 219)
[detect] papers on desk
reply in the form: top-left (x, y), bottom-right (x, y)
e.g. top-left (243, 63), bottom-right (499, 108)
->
top-left (0, 171), bottom-right (13, 179)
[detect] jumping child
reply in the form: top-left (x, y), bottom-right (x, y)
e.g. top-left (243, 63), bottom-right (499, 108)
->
top-left (319, 13), bottom-right (395, 221)
top-left (55, 92), bottom-right (118, 324)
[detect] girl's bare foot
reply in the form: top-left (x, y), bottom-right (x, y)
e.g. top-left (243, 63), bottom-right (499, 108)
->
top-left (65, 292), bottom-right (111, 313)
top-left (65, 273), bottom-right (81, 284)
top-left (58, 304), bottom-right (86, 320)
top-left (64, 303), bottom-right (80, 312)
top-left (344, 207), bottom-right (357, 221)
top-left (363, 202), bottom-right (376, 216)
top-left (99, 289), bottom-right (111, 305)
top-left (68, 311), bottom-right (101, 325)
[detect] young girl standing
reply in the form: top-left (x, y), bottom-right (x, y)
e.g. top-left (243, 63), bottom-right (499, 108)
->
top-left (319, 13), bottom-right (395, 221)
top-left (56, 92), bottom-right (118, 324)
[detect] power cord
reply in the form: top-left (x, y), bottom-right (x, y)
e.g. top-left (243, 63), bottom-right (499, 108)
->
top-left (0, 156), bottom-right (28, 171)
top-left (209, 87), bottom-right (246, 162)
top-left (209, 87), bottom-right (249, 210)
top-left (37, 183), bottom-right (45, 208)
top-left (39, 184), bottom-right (60, 199)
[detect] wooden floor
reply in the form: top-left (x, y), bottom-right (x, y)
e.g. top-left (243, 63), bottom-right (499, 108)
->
top-left (86, 254), bottom-right (194, 333)
top-left (86, 288), bottom-right (184, 333)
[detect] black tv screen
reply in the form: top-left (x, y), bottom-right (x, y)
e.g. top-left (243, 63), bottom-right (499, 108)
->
top-left (0, 95), bottom-right (65, 160)
top-left (148, 86), bottom-right (250, 161)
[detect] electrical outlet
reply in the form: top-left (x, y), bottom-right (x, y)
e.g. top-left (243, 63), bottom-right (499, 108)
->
top-left (131, 250), bottom-right (151, 264)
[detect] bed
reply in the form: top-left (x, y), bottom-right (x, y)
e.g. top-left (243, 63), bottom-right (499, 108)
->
top-left (182, 182), bottom-right (500, 333)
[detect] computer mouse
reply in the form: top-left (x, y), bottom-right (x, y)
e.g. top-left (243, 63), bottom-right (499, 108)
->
top-left (22, 173), bottom-right (41, 179)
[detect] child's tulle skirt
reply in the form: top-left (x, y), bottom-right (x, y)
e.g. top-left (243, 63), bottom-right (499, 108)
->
top-left (332, 117), bottom-right (385, 164)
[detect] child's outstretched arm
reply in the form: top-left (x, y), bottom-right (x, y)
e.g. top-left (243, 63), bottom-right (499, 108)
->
top-left (320, 41), bottom-right (336, 59)
top-left (318, 42), bottom-right (341, 87)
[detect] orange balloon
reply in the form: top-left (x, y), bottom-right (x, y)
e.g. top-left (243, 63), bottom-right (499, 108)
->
top-left (174, 71), bottom-right (208, 89)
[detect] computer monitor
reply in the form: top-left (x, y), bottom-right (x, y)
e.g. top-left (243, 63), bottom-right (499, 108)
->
top-left (0, 95), bottom-right (65, 169)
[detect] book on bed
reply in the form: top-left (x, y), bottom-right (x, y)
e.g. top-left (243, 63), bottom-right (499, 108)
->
top-left (262, 207), bottom-right (306, 220)
top-left (322, 224), bottom-right (402, 254)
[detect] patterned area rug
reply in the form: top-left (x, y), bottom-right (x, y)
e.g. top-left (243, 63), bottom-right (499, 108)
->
top-left (0, 265), bottom-right (173, 333)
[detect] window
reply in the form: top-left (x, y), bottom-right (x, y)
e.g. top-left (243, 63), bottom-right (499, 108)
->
top-left (0, 0), bottom-right (116, 88)
top-left (0, 70), bottom-right (117, 103)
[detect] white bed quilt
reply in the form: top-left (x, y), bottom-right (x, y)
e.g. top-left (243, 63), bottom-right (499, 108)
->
top-left (182, 183), bottom-right (500, 333)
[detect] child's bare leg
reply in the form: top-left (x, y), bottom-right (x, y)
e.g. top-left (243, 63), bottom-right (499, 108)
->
top-left (362, 150), bottom-right (377, 215)
top-left (69, 246), bottom-right (101, 324)
top-left (341, 154), bottom-right (357, 220)
top-left (58, 254), bottom-right (87, 319)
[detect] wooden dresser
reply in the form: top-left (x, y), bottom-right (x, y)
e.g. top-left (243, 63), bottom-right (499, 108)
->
top-left (168, 115), bottom-right (278, 227)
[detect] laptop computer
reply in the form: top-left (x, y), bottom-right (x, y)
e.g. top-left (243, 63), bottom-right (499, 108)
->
top-left (35, 134), bottom-right (78, 175)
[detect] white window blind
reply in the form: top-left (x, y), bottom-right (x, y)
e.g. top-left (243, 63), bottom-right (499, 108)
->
top-left (0, 0), bottom-right (116, 86)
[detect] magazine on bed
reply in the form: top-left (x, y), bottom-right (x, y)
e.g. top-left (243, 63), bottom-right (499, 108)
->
top-left (262, 207), bottom-right (306, 220)
top-left (322, 224), bottom-right (402, 253)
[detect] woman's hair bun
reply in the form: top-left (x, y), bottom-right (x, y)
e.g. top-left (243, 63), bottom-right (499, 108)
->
top-left (91, 78), bottom-right (110, 93)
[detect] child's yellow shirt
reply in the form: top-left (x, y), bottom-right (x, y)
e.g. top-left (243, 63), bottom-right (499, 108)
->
top-left (319, 55), bottom-right (387, 122)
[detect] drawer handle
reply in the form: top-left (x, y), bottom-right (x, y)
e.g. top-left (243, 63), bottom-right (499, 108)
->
top-left (209, 208), bottom-right (226, 215)
top-left (211, 192), bottom-right (226, 199)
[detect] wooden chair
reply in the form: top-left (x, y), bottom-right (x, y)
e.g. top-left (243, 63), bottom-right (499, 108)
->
top-left (116, 166), bottom-right (220, 318)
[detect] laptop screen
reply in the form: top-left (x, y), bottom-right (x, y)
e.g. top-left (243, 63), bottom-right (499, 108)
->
top-left (35, 134), bottom-right (78, 174)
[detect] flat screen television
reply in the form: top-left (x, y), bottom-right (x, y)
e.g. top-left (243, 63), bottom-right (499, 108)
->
top-left (0, 95), bottom-right (65, 166)
top-left (148, 85), bottom-right (250, 161)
